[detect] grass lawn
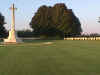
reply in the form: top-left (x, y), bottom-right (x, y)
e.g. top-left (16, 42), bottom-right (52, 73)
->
top-left (0, 40), bottom-right (100, 75)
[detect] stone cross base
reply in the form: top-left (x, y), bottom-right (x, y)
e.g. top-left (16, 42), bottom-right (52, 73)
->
top-left (4, 30), bottom-right (22, 43)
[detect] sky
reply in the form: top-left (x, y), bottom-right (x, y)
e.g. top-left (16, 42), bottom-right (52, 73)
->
top-left (0, 0), bottom-right (100, 34)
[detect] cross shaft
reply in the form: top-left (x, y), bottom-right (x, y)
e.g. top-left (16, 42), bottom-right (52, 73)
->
top-left (9, 4), bottom-right (17, 31)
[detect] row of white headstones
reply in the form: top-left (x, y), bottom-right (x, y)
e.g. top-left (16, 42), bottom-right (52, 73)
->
top-left (64, 37), bottom-right (100, 40)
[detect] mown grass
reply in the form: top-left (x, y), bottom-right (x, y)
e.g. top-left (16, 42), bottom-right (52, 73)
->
top-left (0, 40), bottom-right (100, 75)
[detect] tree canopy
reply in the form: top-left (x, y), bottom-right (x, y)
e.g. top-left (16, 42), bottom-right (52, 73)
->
top-left (0, 13), bottom-right (7, 38)
top-left (30, 3), bottom-right (82, 38)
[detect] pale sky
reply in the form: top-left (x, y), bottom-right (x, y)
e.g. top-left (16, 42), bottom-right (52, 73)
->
top-left (0, 0), bottom-right (100, 33)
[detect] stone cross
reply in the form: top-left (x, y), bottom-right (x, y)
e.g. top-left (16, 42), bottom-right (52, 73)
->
top-left (4, 4), bottom-right (22, 43)
top-left (9, 4), bottom-right (17, 31)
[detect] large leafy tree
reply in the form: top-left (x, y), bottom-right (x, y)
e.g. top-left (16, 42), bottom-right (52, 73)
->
top-left (30, 3), bottom-right (82, 38)
top-left (0, 13), bottom-right (7, 38)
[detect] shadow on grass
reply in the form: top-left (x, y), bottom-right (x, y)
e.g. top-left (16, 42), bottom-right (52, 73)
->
top-left (0, 38), bottom-right (63, 46)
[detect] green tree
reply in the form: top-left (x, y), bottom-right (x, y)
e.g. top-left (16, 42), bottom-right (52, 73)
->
top-left (0, 13), bottom-right (7, 38)
top-left (30, 3), bottom-right (82, 38)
